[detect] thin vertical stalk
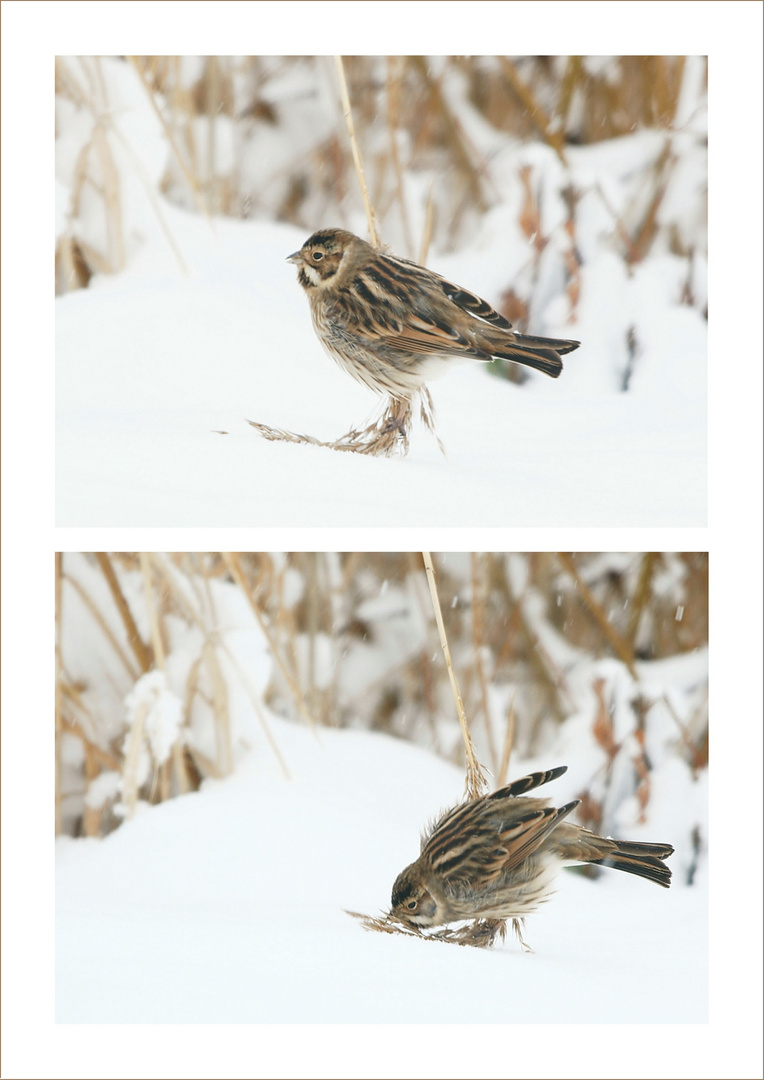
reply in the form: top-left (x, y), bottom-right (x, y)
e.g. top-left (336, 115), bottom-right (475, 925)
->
top-left (334, 56), bottom-right (380, 247)
top-left (55, 553), bottom-right (64, 835)
top-left (422, 552), bottom-right (487, 799)
top-left (470, 554), bottom-right (498, 773)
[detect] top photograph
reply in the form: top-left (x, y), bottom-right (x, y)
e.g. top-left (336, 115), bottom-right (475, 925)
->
top-left (55, 55), bottom-right (707, 527)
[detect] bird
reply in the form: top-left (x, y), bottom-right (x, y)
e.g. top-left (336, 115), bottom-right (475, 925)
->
top-left (287, 228), bottom-right (580, 402)
top-left (390, 766), bottom-right (674, 930)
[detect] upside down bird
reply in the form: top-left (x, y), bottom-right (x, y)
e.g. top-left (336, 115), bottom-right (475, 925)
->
top-left (390, 767), bottom-right (673, 932)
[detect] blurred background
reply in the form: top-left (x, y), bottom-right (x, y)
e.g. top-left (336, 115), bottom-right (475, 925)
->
top-left (56, 551), bottom-right (708, 882)
top-left (55, 55), bottom-right (707, 339)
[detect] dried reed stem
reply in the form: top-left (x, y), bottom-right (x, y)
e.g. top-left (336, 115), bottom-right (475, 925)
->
top-left (247, 392), bottom-right (436, 458)
top-left (422, 552), bottom-right (487, 800)
top-left (95, 553), bottom-right (153, 672)
top-left (556, 552), bottom-right (638, 678)
top-left (496, 558), bottom-right (573, 721)
top-left (334, 56), bottom-right (380, 247)
top-left (63, 566), bottom-right (138, 681)
top-left (470, 554), bottom-right (499, 773)
top-left (594, 180), bottom-right (642, 267)
top-left (59, 713), bottom-right (121, 772)
top-left (385, 56), bottom-right (414, 257)
top-left (345, 909), bottom-right (509, 949)
top-left (128, 56), bottom-right (210, 223)
top-left (215, 637), bottom-right (291, 781)
top-left (121, 698), bottom-right (148, 819)
top-left (55, 553), bottom-right (64, 835)
top-left (139, 552), bottom-right (165, 669)
top-left (203, 637), bottom-right (233, 776)
top-left (629, 139), bottom-right (675, 263)
top-left (221, 552), bottom-right (316, 731)
top-left (497, 695), bottom-right (516, 788)
top-left (627, 552), bottom-right (660, 647)
top-left (418, 185), bottom-right (436, 266)
top-left (409, 56), bottom-right (492, 214)
top-left (91, 119), bottom-right (125, 272)
top-left (498, 56), bottom-right (568, 165)
top-left (82, 740), bottom-right (102, 837)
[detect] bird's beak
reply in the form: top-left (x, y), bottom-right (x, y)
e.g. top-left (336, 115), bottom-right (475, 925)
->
top-left (286, 250), bottom-right (301, 264)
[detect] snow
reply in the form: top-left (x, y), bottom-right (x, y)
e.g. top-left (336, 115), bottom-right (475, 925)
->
top-left (123, 669), bottom-right (184, 768)
top-left (55, 719), bottom-right (708, 1026)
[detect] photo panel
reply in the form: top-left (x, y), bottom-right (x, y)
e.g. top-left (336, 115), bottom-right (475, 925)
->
top-left (54, 551), bottom-right (708, 1024)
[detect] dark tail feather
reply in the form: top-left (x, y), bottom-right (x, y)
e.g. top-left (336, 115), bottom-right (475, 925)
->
top-left (591, 840), bottom-right (675, 888)
top-left (492, 334), bottom-right (580, 379)
top-left (517, 334), bottom-right (581, 357)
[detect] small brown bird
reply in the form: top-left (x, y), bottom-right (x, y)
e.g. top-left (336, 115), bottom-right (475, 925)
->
top-left (390, 766), bottom-right (674, 929)
top-left (287, 228), bottom-right (580, 401)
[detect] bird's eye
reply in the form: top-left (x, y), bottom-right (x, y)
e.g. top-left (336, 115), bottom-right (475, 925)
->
top-left (312, 251), bottom-right (324, 262)
top-left (407, 899), bottom-right (418, 910)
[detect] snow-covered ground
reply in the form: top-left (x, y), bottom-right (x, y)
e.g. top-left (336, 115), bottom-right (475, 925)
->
top-left (53, 57), bottom-right (708, 526)
top-left (55, 210), bottom-right (707, 528)
top-left (55, 208), bottom-right (713, 529)
top-left (56, 719), bottom-right (707, 1024)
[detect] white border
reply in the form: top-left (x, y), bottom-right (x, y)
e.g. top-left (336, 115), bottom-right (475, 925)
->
top-left (2, 2), bottom-right (763, 1078)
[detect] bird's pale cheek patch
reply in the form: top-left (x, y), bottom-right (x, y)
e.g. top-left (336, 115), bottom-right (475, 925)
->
top-left (301, 263), bottom-right (322, 287)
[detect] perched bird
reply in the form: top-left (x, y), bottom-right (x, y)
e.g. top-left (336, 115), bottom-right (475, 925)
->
top-left (390, 766), bottom-right (673, 930)
top-left (287, 229), bottom-right (580, 401)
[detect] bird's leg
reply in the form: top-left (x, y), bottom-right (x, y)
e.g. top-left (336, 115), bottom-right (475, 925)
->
top-left (380, 397), bottom-right (412, 437)
top-left (512, 917), bottom-right (534, 953)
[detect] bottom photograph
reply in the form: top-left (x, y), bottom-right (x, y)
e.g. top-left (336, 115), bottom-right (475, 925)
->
top-left (55, 551), bottom-right (708, 1023)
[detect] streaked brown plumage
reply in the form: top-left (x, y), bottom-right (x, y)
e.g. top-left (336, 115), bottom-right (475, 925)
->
top-left (287, 229), bottom-right (580, 400)
top-left (390, 766), bottom-right (673, 929)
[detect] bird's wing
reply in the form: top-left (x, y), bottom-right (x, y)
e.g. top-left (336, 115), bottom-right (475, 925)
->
top-left (422, 797), bottom-right (576, 885)
top-left (391, 255), bottom-right (515, 331)
top-left (438, 278), bottom-right (516, 330)
top-left (488, 766), bottom-right (568, 800)
top-left (495, 803), bottom-right (579, 874)
top-left (376, 313), bottom-right (493, 359)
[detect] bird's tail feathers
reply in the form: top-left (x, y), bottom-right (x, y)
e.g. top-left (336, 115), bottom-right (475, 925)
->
top-left (591, 839), bottom-right (675, 888)
top-left (491, 334), bottom-right (580, 379)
